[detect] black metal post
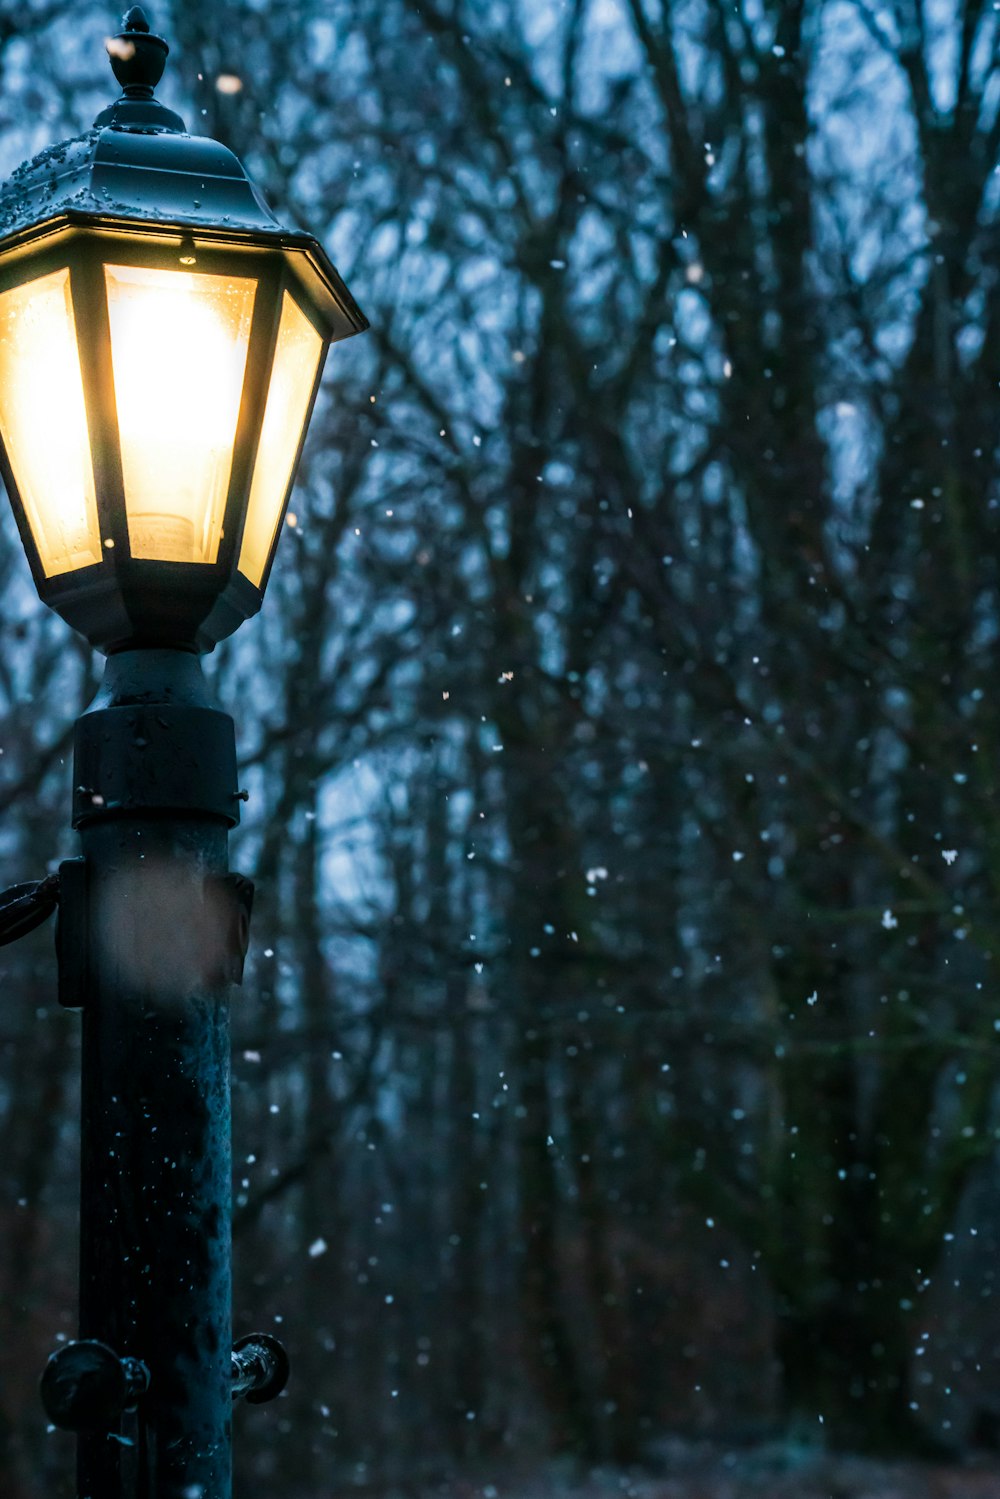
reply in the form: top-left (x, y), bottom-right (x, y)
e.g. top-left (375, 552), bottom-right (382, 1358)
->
top-left (56, 648), bottom-right (249, 1499)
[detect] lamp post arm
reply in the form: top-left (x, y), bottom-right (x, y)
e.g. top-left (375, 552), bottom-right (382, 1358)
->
top-left (0, 873), bottom-right (59, 945)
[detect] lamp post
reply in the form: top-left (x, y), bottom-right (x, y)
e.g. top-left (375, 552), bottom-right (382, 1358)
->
top-left (0, 8), bottom-right (367, 1497)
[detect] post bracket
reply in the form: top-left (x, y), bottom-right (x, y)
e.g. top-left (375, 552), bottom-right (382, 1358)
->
top-left (55, 860), bottom-right (254, 1007)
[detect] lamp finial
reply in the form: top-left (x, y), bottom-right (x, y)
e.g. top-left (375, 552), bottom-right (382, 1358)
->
top-left (106, 5), bottom-right (168, 99)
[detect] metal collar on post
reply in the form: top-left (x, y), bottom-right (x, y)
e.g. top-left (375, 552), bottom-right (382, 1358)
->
top-left (72, 651), bottom-right (245, 830)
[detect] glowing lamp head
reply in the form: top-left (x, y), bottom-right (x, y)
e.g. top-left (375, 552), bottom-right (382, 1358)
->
top-left (0, 5), bottom-right (367, 653)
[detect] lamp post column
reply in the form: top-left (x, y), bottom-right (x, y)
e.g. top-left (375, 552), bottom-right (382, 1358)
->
top-left (59, 648), bottom-right (250, 1499)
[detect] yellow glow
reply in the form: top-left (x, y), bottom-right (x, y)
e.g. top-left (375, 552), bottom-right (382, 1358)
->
top-left (0, 269), bottom-right (101, 576)
top-left (105, 264), bottom-right (256, 563)
top-left (238, 292), bottom-right (322, 587)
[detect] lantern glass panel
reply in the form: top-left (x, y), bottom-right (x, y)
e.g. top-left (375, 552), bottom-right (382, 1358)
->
top-left (0, 268), bottom-right (102, 577)
top-left (238, 291), bottom-right (323, 587)
top-left (105, 264), bottom-right (257, 563)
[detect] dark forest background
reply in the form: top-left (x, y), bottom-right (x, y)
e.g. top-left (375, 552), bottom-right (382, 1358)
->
top-left (2, 0), bottom-right (1000, 1494)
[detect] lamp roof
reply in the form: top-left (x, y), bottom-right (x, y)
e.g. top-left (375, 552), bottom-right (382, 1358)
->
top-left (0, 6), bottom-right (366, 341)
top-left (0, 3), bottom-right (282, 238)
top-left (0, 127), bottom-right (282, 241)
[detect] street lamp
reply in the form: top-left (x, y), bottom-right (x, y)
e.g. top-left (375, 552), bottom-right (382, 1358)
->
top-left (0, 7), bottom-right (367, 1498)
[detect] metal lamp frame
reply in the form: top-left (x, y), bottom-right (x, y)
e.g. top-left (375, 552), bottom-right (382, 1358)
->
top-left (0, 213), bottom-right (363, 652)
